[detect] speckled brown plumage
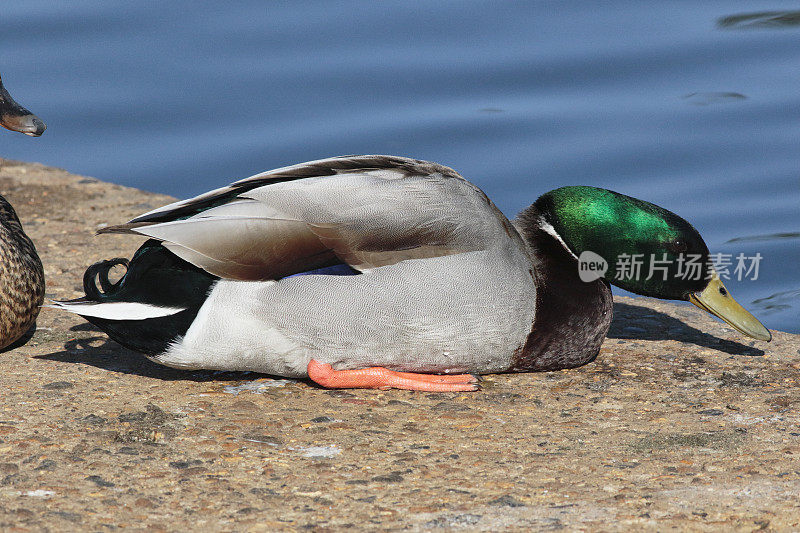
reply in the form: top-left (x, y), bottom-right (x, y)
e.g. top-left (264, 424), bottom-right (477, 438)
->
top-left (0, 195), bottom-right (44, 349)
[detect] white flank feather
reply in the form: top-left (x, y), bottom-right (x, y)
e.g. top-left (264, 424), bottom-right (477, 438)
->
top-left (48, 301), bottom-right (185, 320)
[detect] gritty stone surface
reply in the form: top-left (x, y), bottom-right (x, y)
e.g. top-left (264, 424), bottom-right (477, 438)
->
top-left (0, 158), bottom-right (798, 531)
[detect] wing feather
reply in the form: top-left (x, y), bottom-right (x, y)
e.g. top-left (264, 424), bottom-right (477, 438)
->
top-left (104, 156), bottom-right (516, 280)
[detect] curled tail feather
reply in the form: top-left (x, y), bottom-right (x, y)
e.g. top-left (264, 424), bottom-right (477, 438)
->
top-left (84, 258), bottom-right (129, 300)
top-left (54, 240), bottom-right (218, 355)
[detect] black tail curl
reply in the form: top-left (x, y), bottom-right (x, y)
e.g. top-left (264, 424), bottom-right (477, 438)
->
top-left (75, 239), bottom-right (219, 355)
top-left (83, 258), bottom-right (129, 300)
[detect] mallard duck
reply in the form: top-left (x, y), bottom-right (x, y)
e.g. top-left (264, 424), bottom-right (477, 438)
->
top-left (0, 197), bottom-right (44, 350)
top-left (52, 155), bottom-right (770, 391)
top-left (0, 75), bottom-right (46, 349)
top-left (0, 74), bottom-right (46, 137)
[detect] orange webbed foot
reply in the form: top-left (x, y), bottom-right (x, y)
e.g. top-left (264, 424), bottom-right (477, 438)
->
top-left (307, 359), bottom-right (480, 392)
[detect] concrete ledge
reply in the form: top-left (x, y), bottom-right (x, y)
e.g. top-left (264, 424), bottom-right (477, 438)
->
top-left (1, 159), bottom-right (798, 531)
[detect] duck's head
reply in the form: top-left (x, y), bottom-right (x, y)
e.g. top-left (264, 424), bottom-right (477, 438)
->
top-left (0, 74), bottom-right (46, 137)
top-left (531, 186), bottom-right (771, 341)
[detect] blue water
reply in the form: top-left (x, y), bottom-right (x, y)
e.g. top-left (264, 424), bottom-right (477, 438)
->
top-left (1, 1), bottom-right (797, 333)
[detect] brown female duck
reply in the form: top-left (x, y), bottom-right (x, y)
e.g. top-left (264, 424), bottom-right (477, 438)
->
top-left (0, 73), bottom-right (45, 349)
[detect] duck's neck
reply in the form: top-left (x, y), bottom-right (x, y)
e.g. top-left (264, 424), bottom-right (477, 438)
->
top-left (511, 205), bottom-right (613, 371)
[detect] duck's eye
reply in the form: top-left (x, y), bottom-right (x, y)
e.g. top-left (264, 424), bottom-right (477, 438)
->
top-left (666, 239), bottom-right (688, 253)
top-left (719, 286), bottom-right (728, 297)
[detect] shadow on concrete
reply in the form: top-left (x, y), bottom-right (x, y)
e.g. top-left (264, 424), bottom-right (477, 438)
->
top-left (609, 301), bottom-right (765, 357)
top-left (36, 322), bottom-right (266, 382)
top-left (1, 321), bottom-right (38, 353)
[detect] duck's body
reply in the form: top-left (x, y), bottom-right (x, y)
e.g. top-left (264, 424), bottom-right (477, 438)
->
top-left (0, 73), bottom-right (46, 350)
top-left (164, 249), bottom-right (537, 377)
top-left (54, 155), bottom-right (768, 390)
top-left (0, 196), bottom-right (44, 349)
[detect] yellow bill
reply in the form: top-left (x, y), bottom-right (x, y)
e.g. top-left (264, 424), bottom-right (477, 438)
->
top-left (688, 271), bottom-right (771, 341)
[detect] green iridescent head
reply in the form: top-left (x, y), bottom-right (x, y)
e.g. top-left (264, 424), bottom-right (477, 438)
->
top-left (535, 186), bottom-right (709, 298)
top-left (531, 186), bottom-right (770, 341)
